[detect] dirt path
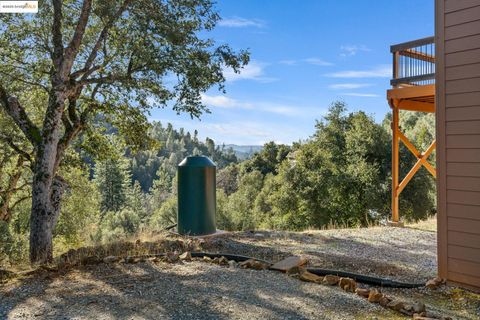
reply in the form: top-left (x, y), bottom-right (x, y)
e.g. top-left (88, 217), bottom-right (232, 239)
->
top-left (1, 226), bottom-right (479, 320)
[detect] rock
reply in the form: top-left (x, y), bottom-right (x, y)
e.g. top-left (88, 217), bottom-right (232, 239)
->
top-left (355, 288), bottom-right (370, 298)
top-left (412, 302), bottom-right (426, 314)
top-left (270, 256), bottom-right (307, 272)
top-left (166, 251), bottom-right (179, 263)
top-left (323, 275), bottom-right (340, 286)
top-left (387, 300), bottom-right (405, 311)
top-left (379, 296), bottom-right (391, 307)
top-left (338, 277), bottom-right (356, 292)
top-left (239, 259), bottom-right (269, 270)
top-left (426, 277), bottom-right (444, 289)
top-left (367, 289), bottom-right (383, 303)
top-left (298, 269), bottom-right (323, 283)
top-left (218, 256), bottom-right (229, 266)
top-left (103, 256), bottom-right (119, 264)
top-left (203, 256), bottom-right (212, 263)
top-left (179, 252), bottom-right (192, 261)
top-left (228, 260), bottom-right (238, 268)
top-left (125, 256), bottom-right (137, 264)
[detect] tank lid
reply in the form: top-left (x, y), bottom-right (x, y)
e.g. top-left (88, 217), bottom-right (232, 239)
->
top-left (178, 156), bottom-right (216, 167)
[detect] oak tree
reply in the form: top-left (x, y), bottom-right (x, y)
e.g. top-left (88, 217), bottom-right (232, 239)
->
top-left (0, 0), bottom-right (248, 263)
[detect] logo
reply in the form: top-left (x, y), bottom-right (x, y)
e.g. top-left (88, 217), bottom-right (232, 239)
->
top-left (0, 1), bottom-right (38, 13)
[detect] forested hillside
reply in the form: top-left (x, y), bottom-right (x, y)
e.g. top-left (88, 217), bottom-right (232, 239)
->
top-left (0, 100), bottom-right (435, 266)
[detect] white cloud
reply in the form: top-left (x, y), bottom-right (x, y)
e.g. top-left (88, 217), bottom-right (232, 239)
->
top-left (342, 93), bottom-right (380, 97)
top-left (218, 17), bottom-right (264, 28)
top-left (200, 94), bottom-right (252, 109)
top-left (326, 66), bottom-right (390, 78)
top-left (201, 93), bottom-right (325, 117)
top-left (328, 83), bottom-right (372, 90)
top-left (304, 58), bottom-right (334, 66)
top-left (223, 61), bottom-right (277, 83)
top-left (340, 45), bottom-right (371, 57)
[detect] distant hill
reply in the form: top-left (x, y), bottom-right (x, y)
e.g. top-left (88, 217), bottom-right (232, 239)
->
top-left (224, 144), bottom-right (263, 160)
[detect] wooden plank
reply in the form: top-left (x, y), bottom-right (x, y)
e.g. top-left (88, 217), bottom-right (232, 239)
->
top-left (448, 245), bottom-right (480, 263)
top-left (399, 49), bottom-right (435, 63)
top-left (387, 85), bottom-right (435, 100)
top-left (446, 0), bottom-right (480, 13)
top-left (448, 258), bottom-right (480, 278)
top-left (446, 106), bottom-right (480, 121)
top-left (446, 5), bottom-right (480, 26)
top-left (447, 176), bottom-right (480, 192)
top-left (447, 203), bottom-right (480, 220)
top-left (448, 271), bottom-right (480, 288)
top-left (447, 163), bottom-right (480, 177)
top-left (448, 230), bottom-right (480, 249)
top-left (398, 100), bottom-right (435, 112)
top-left (448, 217), bottom-right (480, 233)
top-left (446, 48), bottom-right (480, 67)
top-left (446, 34), bottom-right (480, 53)
top-left (447, 148), bottom-right (480, 162)
top-left (448, 190), bottom-right (480, 206)
top-left (446, 20), bottom-right (480, 40)
top-left (446, 134), bottom-right (480, 148)
top-left (446, 121), bottom-right (480, 135)
top-left (446, 92), bottom-right (480, 107)
top-left (446, 63), bottom-right (480, 80)
top-left (446, 77), bottom-right (480, 94)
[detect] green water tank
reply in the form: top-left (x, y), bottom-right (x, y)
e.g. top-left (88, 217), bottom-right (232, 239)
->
top-left (177, 156), bottom-right (216, 235)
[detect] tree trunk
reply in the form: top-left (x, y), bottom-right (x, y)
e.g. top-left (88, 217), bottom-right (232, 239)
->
top-left (29, 91), bottom-right (66, 264)
top-left (30, 172), bottom-right (66, 264)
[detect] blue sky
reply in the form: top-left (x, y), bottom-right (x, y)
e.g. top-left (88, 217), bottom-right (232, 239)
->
top-left (150, 0), bottom-right (434, 145)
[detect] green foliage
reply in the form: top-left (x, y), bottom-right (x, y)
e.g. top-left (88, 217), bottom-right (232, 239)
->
top-left (215, 102), bottom-right (435, 231)
top-left (98, 209), bottom-right (141, 242)
top-left (225, 170), bottom-right (264, 230)
top-left (242, 142), bottom-right (291, 175)
top-left (54, 167), bottom-right (101, 248)
top-left (94, 138), bottom-right (132, 213)
top-left (132, 121), bottom-right (238, 192)
top-left (150, 197), bottom-right (177, 229)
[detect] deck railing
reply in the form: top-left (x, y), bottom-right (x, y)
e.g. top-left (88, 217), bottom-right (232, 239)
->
top-left (391, 36), bottom-right (435, 87)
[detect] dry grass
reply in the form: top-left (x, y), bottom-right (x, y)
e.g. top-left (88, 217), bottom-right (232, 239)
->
top-left (406, 216), bottom-right (437, 232)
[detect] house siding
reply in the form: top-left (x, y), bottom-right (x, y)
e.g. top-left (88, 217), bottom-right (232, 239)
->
top-left (437, 0), bottom-right (480, 291)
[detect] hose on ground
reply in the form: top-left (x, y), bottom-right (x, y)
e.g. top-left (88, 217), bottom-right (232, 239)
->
top-left (188, 252), bottom-right (424, 288)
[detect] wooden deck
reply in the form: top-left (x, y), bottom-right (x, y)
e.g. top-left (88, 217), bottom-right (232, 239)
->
top-left (387, 37), bottom-right (436, 223)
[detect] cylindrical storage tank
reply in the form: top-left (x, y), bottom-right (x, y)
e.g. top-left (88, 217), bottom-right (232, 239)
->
top-left (177, 156), bottom-right (216, 235)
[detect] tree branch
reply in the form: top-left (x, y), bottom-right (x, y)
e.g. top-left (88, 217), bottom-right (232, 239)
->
top-left (0, 84), bottom-right (41, 145)
top-left (80, 0), bottom-right (132, 79)
top-left (51, 0), bottom-right (64, 69)
top-left (62, 0), bottom-right (93, 75)
top-left (1, 136), bottom-right (33, 163)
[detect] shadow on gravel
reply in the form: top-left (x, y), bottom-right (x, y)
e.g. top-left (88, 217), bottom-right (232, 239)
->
top-left (1, 260), bottom-right (386, 319)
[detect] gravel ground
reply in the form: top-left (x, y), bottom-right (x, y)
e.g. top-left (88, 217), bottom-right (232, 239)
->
top-left (1, 225), bottom-right (479, 320)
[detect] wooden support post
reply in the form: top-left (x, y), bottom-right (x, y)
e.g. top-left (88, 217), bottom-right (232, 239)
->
top-left (391, 103), bottom-right (400, 223)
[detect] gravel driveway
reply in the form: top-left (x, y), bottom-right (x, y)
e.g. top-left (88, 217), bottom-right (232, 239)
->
top-left (1, 225), bottom-right (479, 320)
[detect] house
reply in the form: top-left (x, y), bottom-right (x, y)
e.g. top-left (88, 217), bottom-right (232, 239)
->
top-left (387, 0), bottom-right (480, 291)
